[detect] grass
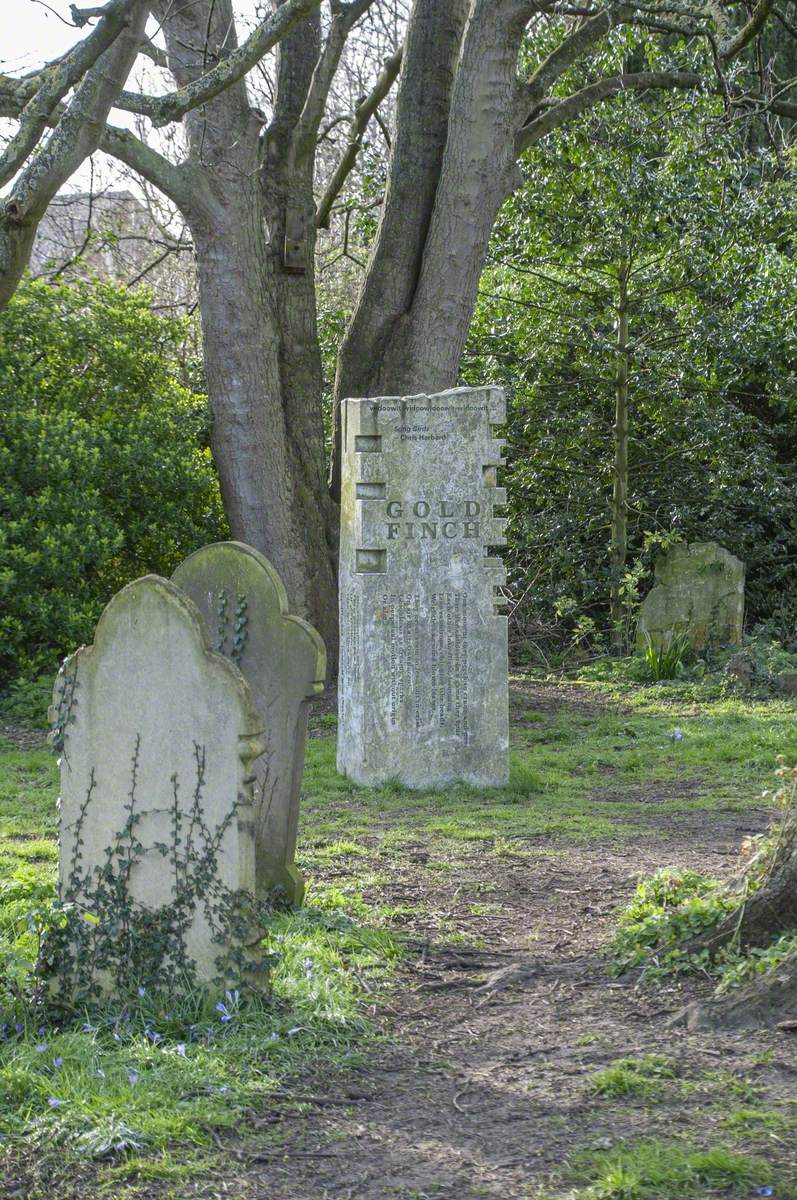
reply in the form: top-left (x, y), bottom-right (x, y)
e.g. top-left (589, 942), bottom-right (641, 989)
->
top-left (566, 1138), bottom-right (771, 1199)
top-left (587, 1056), bottom-right (677, 1100)
top-left (301, 676), bottom-right (797, 848)
top-left (0, 877), bottom-right (401, 1161)
top-left (1, 666), bottom-right (796, 1189)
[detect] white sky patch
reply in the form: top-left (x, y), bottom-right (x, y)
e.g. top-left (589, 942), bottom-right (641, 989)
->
top-left (0, 0), bottom-right (265, 193)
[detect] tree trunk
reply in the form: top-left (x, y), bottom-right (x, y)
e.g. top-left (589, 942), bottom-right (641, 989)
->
top-left (332, 0), bottom-right (527, 493)
top-left (157, 0), bottom-right (338, 658)
top-left (683, 849), bottom-right (797, 961)
top-left (671, 840), bottom-right (797, 1029)
top-left (674, 948), bottom-right (797, 1031)
top-left (609, 249), bottom-right (630, 652)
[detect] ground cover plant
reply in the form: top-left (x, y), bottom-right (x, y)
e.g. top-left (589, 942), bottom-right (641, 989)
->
top-left (2, 670), bottom-right (797, 1198)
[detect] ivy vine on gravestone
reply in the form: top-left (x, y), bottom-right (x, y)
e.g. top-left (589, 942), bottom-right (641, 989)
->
top-left (47, 575), bottom-right (271, 1002)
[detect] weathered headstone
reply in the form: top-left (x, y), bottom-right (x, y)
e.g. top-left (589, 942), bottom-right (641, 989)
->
top-left (636, 541), bottom-right (745, 653)
top-left (50, 575), bottom-right (267, 996)
top-left (338, 386), bottom-right (508, 789)
top-left (172, 541), bottom-right (325, 904)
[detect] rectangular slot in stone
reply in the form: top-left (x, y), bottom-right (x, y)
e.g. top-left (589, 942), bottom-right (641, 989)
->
top-left (355, 548), bottom-right (387, 573)
top-left (356, 482), bottom-right (387, 499)
top-left (355, 435), bottom-right (382, 453)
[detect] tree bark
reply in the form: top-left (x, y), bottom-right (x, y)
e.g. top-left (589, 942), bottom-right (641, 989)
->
top-left (156, 0), bottom-right (339, 658)
top-left (682, 850), bottom-right (797, 961)
top-left (609, 247), bottom-right (630, 652)
top-left (671, 838), bottom-right (797, 1029)
top-left (332, 0), bottom-right (528, 498)
top-left (674, 948), bottom-right (797, 1031)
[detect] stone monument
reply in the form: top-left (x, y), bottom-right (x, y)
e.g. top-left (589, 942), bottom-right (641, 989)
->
top-left (338, 386), bottom-right (508, 788)
top-left (636, 541), bottom-right (745, 653)
top-left (50, 575), bottom-right (267, 997)
top-left (172, 541), bottom-right (325, 903)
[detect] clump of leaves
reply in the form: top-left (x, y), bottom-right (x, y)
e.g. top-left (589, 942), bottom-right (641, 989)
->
top-left (610, 868), bottom-right (735, 980)
top-left (717, 930), bottom-right (797, 994)
top-left (588, 1055), bottom-right (676, 1099)
top-left (641, 633), bottom-right (689, 682)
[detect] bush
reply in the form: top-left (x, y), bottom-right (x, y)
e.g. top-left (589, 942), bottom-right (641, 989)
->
top-left (0, 278), bottom-right (227, 682)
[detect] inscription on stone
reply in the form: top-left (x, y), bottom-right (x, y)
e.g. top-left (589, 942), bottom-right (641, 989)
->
top-left (338, 386), bottom-right (508, 788)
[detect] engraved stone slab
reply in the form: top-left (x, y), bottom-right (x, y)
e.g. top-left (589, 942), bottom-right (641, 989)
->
top-left (51, 575), bottom-right (265, 991)
top-left (172, 542), bottom-right (325, 904)
top-left (338, 386), bottom-right (509, 788)
top-left (636, 541), bottom-right (745, 653)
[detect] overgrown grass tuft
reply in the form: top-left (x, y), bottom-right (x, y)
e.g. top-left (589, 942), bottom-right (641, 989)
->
top-left (588, 1056), bottom-right (676, 1099)
top-left (572, 1138), bottom-right (771, 1199)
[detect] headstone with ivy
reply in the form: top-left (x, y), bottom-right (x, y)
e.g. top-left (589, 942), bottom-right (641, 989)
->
top-left (49, 575), bottom-right (269, 999)
top-left (337, 386), bottom-right (509, 788)
top-left (172, 541), bottom-right (326, 904)
top-left (636, 541), bottom-right (745, 654)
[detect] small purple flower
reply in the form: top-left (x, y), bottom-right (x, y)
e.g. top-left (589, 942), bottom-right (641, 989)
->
top-left (127, 1070), bottom-right (139, 1086)
top-left (82, 1022), bottom-right (96, 1033)
top-left (53, 1057), bottom-right (63, 1070)
top-left (671, 728), bottom-right (684, 742)
top-left (15, 1023), bottom-right (23, 1034)
top-left (755, 1189), bottom-right (774, 1198)
top-left (175, 1043), bottom-right (186, 1057)
top-left (47, 1097), bottom-right (63, 1108)
top-left (215, 1002), bottom-right (232, 1024)
top-left (35, 1043), bottom-right (48, 1054)
top-left (137, 986), bottom-right (146, 998)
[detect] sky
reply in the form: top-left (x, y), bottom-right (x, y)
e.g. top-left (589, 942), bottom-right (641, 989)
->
top-left (0, 0), bottom-right (262, 192)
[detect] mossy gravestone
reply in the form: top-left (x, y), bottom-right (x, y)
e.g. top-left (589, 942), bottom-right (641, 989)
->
top-left (636, 541), bottom-right (745, 653)
top-left (49, 576), bottom-right (268, 998)
top-left (338, 386), bottom-right (508, 788)
top-left (173, 541), bottom-right (325, 904)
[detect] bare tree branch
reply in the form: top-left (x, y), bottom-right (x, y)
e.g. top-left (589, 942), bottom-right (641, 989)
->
top-left (291, 0), bottom-right (379, 166)
top-left (0, 0), bottom-right (150, 307)
top-left (316, 44), bottom-right (402, 227)
top-left (517, 70), bottom-right (705, 150)
top-left (717, 0), bottom-right (775, 59)
top-left (116, 0), bottom-right (324, 125)
top-left (0, 0), bottom-right (137, 189)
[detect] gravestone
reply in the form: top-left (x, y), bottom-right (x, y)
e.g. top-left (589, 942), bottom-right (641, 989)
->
top-left (172, 541), bottom-right (325, 904)
top-left (338, 386), bottom-right (508, 789)
top-left (50, 575), bottom-right (267, 996)
top-left (636, 541), bottom-right (745, 653)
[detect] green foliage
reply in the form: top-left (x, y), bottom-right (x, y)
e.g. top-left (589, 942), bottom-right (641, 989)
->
top-left (611, 768), bottom-right (797, 992)
top-left (0, 277), bottom-right (227, 682)
top-left (464, 52), bottom-right (797, 653)
top-left (35, 731), bottom-right (274, 1011)
top-left (572, 1138), bottom-right (770, 1199)
top-left (641, 634), bottom-right (689, 682)
top-left (588, 1056), bottom-right (676, 1099)
top-left (716, 932), bottom-right (797, 994)
top-left (610, 868), bottom-right (735, 979)
top-left (0, 675), bottom-right (53, 728)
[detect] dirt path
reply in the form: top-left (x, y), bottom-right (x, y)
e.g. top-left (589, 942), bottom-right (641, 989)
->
top-left (171, 683), bottom-right (791, 1200)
